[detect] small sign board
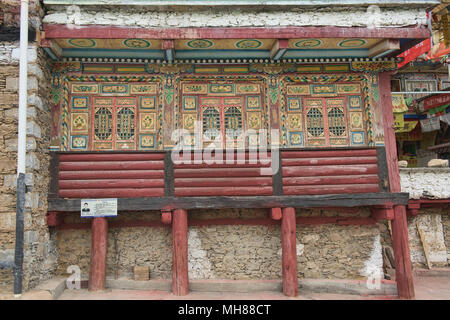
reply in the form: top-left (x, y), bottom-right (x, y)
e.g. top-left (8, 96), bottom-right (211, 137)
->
top-left (81, 199), bottom-right (117, 218)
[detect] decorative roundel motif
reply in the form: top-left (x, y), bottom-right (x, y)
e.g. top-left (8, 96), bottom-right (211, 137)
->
top-left (123, 38), bottom-right (151, 48)
top-left (338, 39), bottom-right (367, 48)
top-left (68, 38), bottom-right (96, 48)
top-left (235, 39), bottom-right (262, 49)
top-left (187, 39), bottom-right (214, 49)
top-left (294, 39), bottom-right (322, 48)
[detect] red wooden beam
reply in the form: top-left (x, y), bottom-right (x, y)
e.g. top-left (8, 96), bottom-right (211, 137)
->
top-left (380, 72), bottom-right (415, 300)
top-left (407, 202), bottom-right (421, 217)
top-left (59, 170), bottom-right (164, 180)
top-left (59, 188), bottom-right (165, 198)
top-left (59, 153), bottom-right (165, 162)
top-left (161, 210), bottom-right (172, 225)
top-left (88, 217), bottom-right (108, 291)
top-left (54, 216), bottom-right (380, 230)
top-left (281, 207), bottom-right (298, 297)
top-left (172, 209), bottom-right (189, 296)
top-left (270, 207), bottom-right (282, 220)
top-left (43, 25), bottom-right (431, 40)
top-left (370, 207), bottom-right (395, 221)
top-left (47, 211), bottom-right (64, 227)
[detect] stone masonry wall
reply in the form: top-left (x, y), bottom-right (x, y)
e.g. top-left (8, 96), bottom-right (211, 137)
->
top-left (0, 41), bottom-right (58, 292)
top-left (407, 209), bottom-right (450, 268)
top-left (400, 168), bottom-right (450, 268)
top-left (56, 208), bottom-right (383, 282)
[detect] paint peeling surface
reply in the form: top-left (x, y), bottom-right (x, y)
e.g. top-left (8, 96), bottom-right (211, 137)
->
top-left (408, 212), bottom-right (449, 267)
top-left (43, 7), bottom-right (427, 28)
top-left (43, 0), bottom-right (440, 5)
top-left (400, 168), bottom-right (450, 199)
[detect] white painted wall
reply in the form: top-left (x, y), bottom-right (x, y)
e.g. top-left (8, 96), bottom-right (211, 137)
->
top-left (43, 7), bottom-right (427, 28)
top-left (400, 168), bottom-right (450, 199)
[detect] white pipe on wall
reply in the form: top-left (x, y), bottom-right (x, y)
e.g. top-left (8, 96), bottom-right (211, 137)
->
top-left (17, 0), bottom-right (29, 175)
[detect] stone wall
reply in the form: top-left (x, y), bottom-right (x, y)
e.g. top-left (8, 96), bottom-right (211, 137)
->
top-left (43, 6), bottom-right (427, 28)
top-left (55, 208), bottom-right (384, 282)
top-left (407, 209), bottom-right (450, 268)
top-left (0, 41), bottom-right (58, 292)
top-left (400, 168), bottom-right (450, 199)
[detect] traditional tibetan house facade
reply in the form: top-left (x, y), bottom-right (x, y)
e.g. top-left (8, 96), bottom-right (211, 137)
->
top-left (1, 0), bottom-right (443, 298)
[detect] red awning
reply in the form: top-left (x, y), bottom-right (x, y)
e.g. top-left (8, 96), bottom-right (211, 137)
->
top-left (397, 38), bottom-right (431, 68)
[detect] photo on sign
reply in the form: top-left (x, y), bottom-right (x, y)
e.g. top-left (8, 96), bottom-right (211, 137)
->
top-left (80, 199), bottom-right (118, 218)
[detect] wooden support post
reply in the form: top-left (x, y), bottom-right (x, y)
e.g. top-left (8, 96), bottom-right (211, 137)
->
top-left (172, 209), bottom-right (189, 296)
top-left (380, 72), bottom-right (415, 299)
top-left (88, 217), bottom-right (108, 291)
top-left (281, 207), bottom-right (298, 297)
top-left (161, 210), bottom-right (172, 224)
top-left (270, 207), bottom-right (282, 220)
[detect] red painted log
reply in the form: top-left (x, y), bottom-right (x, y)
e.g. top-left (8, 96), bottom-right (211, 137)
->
top-left (59, 188), bottom-right (164, 198)
top-left (282, 149), bottom-right (377, 158)
top-left (162, 211), bottom-right (172, 225)
top-left (174, 186), bottom-right (273, 197)
top-left (174, 177), bottom-right (273, 188)
top-left (47, 211), bottom-right (64, 227)
top-left (281, 156), bottom-right (378, 166)
top-left (59, 170), bottom-right (164, 180)
top-left (59, 161), bottom-right (164, 171)
top-left (370, 207), bottom-right (395, 221)
top-left (270, 208), bottom-right (282, 220)
top-left (295, 217), bottom-right (377, 226)
top-left (173, 151), bottom-right (270, 160)
top-left (43, 24), bottom-right (431, 40)
top-left (283, 175), bottom-right (379, 186)
top-left (173, 162), bottom-right (271, 169)
top-left (283, 164), bottom-right (378, 177)
top-left (283, 184), bottom-right (380, 195)
top-left (59, 153), bottom-right (165, 162)
top-left (174, 167), bottom-right (267, 178)
top-left (281, 207), bottom-right (298, 297)
top-left (56, 216), bottom-right (379, 230)
top-left (172, 209), bottom-right (189, 296)
top-left (89, 217), bottom-right (108, 291)
top-left (379, 72), bottom-right (415, 299)
top-left (59, 179), bottom-right (165, 189)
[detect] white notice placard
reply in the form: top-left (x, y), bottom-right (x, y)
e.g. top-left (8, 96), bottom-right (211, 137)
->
top-left (81, 199), bottom-right (117, 218)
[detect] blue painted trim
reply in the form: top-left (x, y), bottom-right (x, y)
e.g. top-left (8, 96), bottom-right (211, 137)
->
top-left (175, 49), bottom-right (270, 59)
top-left (43, 47), bottom-right (59, 61)
top-left (62, 48), bottom-right (164, 59)
top-left (284, 49), bottom-right (369, 59)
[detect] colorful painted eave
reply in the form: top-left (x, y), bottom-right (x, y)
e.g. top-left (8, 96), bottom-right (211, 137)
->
top-left (42, 0), bottom-right (440, 6)
top-left (40, 25), bottom-right (431, 61)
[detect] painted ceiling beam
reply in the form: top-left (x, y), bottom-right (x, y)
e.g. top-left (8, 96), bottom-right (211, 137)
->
top-left (42, 0), bottom-right (440, 6)
top-left (163, 39), bottom-right (175, 63)
top-left (40, 38), bottom-right (63, 60)
top-left (43, 25), bottom-right (432, 40)
top-left (270, 39), bottom-right (289, 60)
top-left (368, 39), bottom-right (400, 58)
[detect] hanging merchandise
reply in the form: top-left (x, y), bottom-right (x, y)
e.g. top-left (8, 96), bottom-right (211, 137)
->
top-left (394, 112), bottom-right (405, 129)
top-left (395, 120), bottom-right (418, 133)
top-left (392, 94), bottom-right (409, 113)
top-left (420, 117), bottom-right (441, 132)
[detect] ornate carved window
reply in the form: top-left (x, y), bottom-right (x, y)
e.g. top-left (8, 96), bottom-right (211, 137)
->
top-left (224, 106), bottom-right (242, 139)
top-left (306, 107), bottom-right (324, 138)
top-left (328, 107), bottom-right (346, 137)
top-left (117, 107), bottom-right (135, 140)
top-left (94, 107), bottom-right (113, 140)
top-left (202, 107), bottom-right (221, 141)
